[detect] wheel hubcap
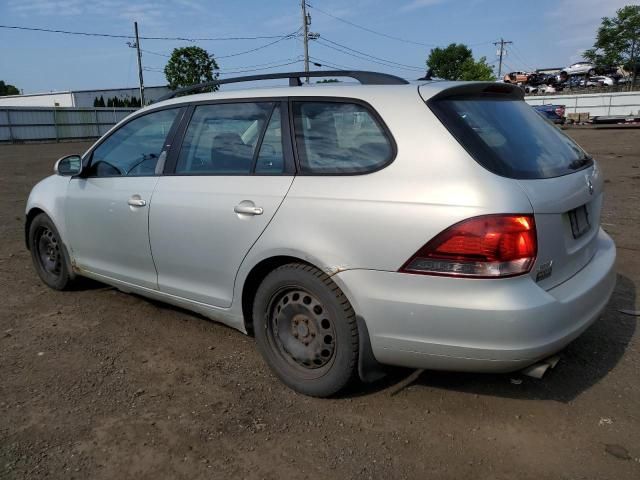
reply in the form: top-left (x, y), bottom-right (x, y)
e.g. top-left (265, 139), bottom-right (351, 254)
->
top-left (36, 227), bottom-right (61, 276)
top-left (270, 289), bottom-right (336, 369)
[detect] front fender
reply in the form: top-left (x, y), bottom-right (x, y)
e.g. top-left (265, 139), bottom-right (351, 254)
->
top-left (25, 175), bottom-right (71, 249)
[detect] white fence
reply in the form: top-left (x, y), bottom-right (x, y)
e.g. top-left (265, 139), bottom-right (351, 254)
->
top-left (525, 91), bottom-right (640, 117)
top-left (0, 107), bottom-right (136, 143)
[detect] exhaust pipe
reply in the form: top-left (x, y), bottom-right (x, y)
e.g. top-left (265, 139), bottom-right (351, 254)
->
top-left (520, 354), bottom-right (561, 379)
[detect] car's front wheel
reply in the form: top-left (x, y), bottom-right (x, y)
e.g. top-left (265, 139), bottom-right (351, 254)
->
top-left (253, 263), bottom-right (359, 397)
top-left (28, 213), bottom-right (75, 290)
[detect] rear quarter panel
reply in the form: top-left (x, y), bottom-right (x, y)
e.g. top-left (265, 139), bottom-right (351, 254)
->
top-left (238, 87), bottom-right (533, 279)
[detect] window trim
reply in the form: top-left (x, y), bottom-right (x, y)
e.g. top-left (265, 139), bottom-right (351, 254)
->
top-left (288, 96), bottom-right (397, 176)
top-left (78, 105), bottom-right (187, 179)
top-left (163, 97), bottom-right (296, 176)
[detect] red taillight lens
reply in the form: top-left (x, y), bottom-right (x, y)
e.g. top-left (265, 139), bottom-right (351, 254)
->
top-left (555, 106), bottom-right (565, 117)
top-left (400, 214), bottom-right (537, 278)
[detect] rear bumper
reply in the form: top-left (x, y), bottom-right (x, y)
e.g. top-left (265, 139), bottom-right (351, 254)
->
top-left (334, 228), bottom-right (616, 373)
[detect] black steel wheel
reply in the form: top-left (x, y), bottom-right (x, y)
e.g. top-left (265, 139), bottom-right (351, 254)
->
top-left (253, 263), bottom-right (358, 397)
top-left (267, 288), bottom-right (337, 372)
top-left (29, 213), bottom-right (74, 290)
top-left (36, 226), bottom-right (62, 277)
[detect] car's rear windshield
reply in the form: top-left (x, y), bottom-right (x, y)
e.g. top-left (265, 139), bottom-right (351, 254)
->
top-left (429, 96), bottom-right (592, 179)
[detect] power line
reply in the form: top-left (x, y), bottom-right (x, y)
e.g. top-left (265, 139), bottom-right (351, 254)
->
top-left (509, 44), bottom-right (535, 72)
top-left (143, 32), bottom-right (300, 60)
top-left (222, 57), bottom-right (304, 70)
top-left (140, 48), bottom-right (171, 58)
top-left (143, 58), bottom-right (304, 74)
top-left (320, 37), bottom-right (424, 70)
top-left (0, 24), bottom-right (293, 41)
top-left (218, 60), bottom-right (303, 75)
top-left (309, 55), bottom-right (354, 70)
top-left (315, 40), bottom-right (421, 72)
top-left (317, 37), bottom-right (424, 71)
top-left (218, 31), bottom-right (299, 58)
top-left (307, 3), bottom-right (494, 49)
top-left (306, 3), bottom-right (436, 47)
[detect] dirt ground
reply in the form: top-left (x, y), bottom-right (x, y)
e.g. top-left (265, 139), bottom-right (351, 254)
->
top-left (1, 129), bottom-right (639, 480)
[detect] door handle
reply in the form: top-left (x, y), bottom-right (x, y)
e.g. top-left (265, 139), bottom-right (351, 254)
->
top-left (234, 204), bottom-right (263, 216)
top-left (128, 197), bottom-right (147, 207)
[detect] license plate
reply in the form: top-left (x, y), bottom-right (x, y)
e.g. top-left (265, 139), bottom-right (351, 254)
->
top-left (569, 205), bottom-right (590, 239)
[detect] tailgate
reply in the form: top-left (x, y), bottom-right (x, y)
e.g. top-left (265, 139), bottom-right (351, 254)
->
top-left (518, 164), bottom-right (603, 290)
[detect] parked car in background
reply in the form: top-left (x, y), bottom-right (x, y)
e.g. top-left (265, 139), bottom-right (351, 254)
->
top-left (537, 84), bottom-right (558, 94)
top-left (579, 78), bottom-right (601, 88)
top-left (566, 77), bottom-right (584, 89)
top-left (562, 62), bottom-right (596, 76)
top-left (25, 71), bottom-right (615, 397)
top-left (590, 76), bottom-right (615, 86)
top-left (503, 71), bottom-right (531, 84)
top-left (528, 73), bottom-right (557, 87)
top-left (533, 104), bottom-right (566, 124)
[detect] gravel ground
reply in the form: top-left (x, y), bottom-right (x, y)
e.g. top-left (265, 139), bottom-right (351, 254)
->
top-left (1, 129), bottom-right (639, 479)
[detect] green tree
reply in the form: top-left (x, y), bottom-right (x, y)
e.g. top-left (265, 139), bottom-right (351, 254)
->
top-left (583, 5), bottom-right (640, 86)
top-left (426, 43), bottom-right (496, 81)
top-left (460, 56), bottom-right (495, 81)
top-left (0, 80), bottom-right (20, 96)
top-left (164, 46), bottom-right (219, 91)
top-left (93, 96), bottom-right (107, 107)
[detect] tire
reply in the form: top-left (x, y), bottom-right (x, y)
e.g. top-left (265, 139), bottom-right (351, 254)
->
top-left (28, 213), bottom-right (74, 290)
top-left (253, 263), bottom-right (358, 397)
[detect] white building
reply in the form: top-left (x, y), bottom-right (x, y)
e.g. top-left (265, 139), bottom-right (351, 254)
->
top-left (0, 86), bottom-right (171, 107)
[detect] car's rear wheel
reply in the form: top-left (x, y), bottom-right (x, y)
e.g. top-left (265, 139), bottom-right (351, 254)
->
top-left (29, 213), bottom-right (74, 290)
top-left (253, 263), bottom-right (358, 397)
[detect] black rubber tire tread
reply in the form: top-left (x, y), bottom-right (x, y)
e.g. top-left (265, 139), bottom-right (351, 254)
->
top-left (28, 213), bottom-right (74, 291)
top-left (253, 262), bottom-right (358, 397)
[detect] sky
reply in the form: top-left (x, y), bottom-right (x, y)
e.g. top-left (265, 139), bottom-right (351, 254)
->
top-left (0, 0), bottom-right (638, 94)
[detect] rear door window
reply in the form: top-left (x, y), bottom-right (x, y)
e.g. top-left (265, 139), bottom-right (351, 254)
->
top-left (292, 101), bottom-right (394, 174)
top-left (255, 106), bottom-right (285, 174)
top-left (175, 102), bottom-right (275, 175)
top-left (429, 97), bottom-right (592, 179)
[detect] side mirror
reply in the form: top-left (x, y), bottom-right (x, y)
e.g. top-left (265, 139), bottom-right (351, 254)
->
top-left (54, 155), bottom-right (83, 176)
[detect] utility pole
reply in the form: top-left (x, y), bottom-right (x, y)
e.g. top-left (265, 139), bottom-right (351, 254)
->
top-left (301, 0), bottom-right (310, 82)
top-left (630, 37), bottom-right (637, 91)
top-left (134, 21), bottom-right (145, 105)
top-left (493, 38), bottom-right (513, 78)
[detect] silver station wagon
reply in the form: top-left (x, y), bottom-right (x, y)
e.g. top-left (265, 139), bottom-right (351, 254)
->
top-left (26, 71), bottom-right (616, 397)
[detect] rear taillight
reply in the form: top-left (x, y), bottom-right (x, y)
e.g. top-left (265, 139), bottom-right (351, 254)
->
top-left (555, 106), bottom-right (565, 117)
top-left (400, 214), bottom-right (537, 278)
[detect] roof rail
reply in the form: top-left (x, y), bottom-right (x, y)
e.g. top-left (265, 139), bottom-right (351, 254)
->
top-left (157, 70), bottom-right (409, 101)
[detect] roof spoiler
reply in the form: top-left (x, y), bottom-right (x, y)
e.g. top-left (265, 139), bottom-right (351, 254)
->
top-left (427, 82), bottom-right (524, 102)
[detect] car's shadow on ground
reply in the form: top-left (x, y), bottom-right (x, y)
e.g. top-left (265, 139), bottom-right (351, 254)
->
top-left (350, 274), bottom-right (636, 403)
